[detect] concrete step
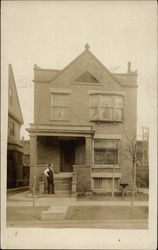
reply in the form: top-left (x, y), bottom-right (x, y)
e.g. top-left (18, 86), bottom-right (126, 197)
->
top-left (54, 186), bottom-right (71, 191)
top-left (54, 178), bottom-right (71, 182)
top-left (40, 193), bottom-right (72, 198)
top-left (54, 182), bottom-right (71, 187)
top-left (41, 206), bottom-right (68, 221)
top-left (44, 190), bottom-right (71, 195)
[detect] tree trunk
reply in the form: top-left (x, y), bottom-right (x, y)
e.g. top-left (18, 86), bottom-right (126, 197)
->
top-left (131, 163), bottom-right (136, 205)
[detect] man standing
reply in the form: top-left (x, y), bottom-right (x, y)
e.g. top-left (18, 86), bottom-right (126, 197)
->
top-left (44, 164), bottom-right (55, 194)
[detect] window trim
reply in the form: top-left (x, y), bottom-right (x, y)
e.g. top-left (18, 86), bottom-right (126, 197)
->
top-left (93, 138), bottom-right (120, 167)
top-left (50, 92), bottom-right (70, 121)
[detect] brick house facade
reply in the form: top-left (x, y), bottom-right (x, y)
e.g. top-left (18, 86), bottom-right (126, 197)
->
top-left (28, 45), bottom-right (137, 194)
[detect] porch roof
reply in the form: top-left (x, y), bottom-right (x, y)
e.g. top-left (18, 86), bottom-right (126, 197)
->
top-left (27, 124), bottom-right (94, 137)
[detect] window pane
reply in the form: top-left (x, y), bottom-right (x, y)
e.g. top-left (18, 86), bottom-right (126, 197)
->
top-left (115, 96), bottom-right (123, 108)
top-left (51, 107), bottom-right (60, 118)
top-left (52, 107), bottom-right (69, 120)
top-left (90, 107), bottom-right (98, 120)
top-left (60, 107), bottom-right (69, 119)
top-left (113, 108), bottom-right (122, 121)
top-left (90, 95), bottom-right (98, 107)
top-left (94, 149), bottom-right (106, 164)
top-left (99, 107), bottom-right (112, 120)
top-left (106, 150), bottom-right (118, 164)
top-left (52, 94), bottom-right (69, 107)
top-left (100, 95), bottom-right (113, 107)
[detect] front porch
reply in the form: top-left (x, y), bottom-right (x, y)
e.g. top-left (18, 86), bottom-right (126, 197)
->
top-left (28, 124), bottom-right (94, 195)
top-left (28, 124), bottom-right (122, 196)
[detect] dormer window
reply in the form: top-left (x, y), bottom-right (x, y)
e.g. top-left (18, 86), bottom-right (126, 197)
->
top-left (89, 93), bottom-right (124, 122)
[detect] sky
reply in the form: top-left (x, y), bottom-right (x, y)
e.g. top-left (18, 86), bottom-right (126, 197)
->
top-left (2, 1), bottom-right (157, 139)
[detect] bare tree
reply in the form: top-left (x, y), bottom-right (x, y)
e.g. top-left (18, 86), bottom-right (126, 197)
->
top-left (120, 125), bottom-right (138, 205)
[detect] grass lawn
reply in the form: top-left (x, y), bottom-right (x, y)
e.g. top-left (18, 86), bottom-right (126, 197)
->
top-left (7, 206), bottom-right (148, 222)
top-left (7, 207), bottom-right (49, 221)
top-left (77, 192), bottom-right (149, 201)
top-left (65, 206), bottom-right (148, 220)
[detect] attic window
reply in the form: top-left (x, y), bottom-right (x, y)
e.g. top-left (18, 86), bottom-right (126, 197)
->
top-left (75, 71), bottom-right (99, 83)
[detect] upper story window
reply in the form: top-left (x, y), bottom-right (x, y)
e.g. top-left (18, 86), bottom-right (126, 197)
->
top-left (94, 139), bottom-right (119, 165)
top-left (9, 87), bottom-right (13, 105)
top-left (89, 94), bottom-right (124, 122)
top-left (8, 118), bottom-right (15, 137)
top-left (51, 93), bottom-right (70, 121)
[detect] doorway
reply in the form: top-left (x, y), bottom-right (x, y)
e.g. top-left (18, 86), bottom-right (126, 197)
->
top-left (60, 140), bottom-right (75, 172)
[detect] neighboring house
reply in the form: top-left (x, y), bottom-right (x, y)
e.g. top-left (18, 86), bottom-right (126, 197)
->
top-left (7, 64), bottom-right (24, 188)
top-left (21, 138), bottom-right (30, 186)
top-left (136, 128), bottom-right (149, 188)
top-left (28, 44), bottom-right (137, 195)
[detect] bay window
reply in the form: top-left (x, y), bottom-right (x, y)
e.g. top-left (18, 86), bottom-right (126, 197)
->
top-left (89, 94), bottom-right (124, 122)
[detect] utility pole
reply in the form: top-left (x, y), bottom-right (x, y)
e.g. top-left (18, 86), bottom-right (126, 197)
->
top-left (112, 165), bottom-right (115, 198)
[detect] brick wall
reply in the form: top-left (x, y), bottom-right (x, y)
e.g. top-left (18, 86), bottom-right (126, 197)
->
top-left (73, 165), bottom-right (91, 192)
top-left (75, 139), bottom-right (85, 165)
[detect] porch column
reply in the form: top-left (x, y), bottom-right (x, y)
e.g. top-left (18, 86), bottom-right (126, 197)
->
top-left (30, 135), bottom-right (37, 191)
top-left (85, 136), bottom-right (93, 166)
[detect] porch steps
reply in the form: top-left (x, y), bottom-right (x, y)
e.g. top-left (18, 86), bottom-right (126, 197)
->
top-left (54, 177), bottom-right (71, 192)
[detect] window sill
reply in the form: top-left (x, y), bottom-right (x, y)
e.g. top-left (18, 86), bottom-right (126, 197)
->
top-left (92, 165), bottom-right (120, 169)
top-left (90, 119), bottom-right (123, 123)
top-left (50, 119), bottom-right (70, 122)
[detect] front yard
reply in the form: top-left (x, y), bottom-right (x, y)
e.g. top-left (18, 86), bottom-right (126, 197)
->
top-left (7, 207), bottom-right (49, 221)
top-left (7, 205), bottom-right (148, 223)
top-left (77, 192), bottom-right (149, 201)
top-left (65, 206), bottom-right (148, 220)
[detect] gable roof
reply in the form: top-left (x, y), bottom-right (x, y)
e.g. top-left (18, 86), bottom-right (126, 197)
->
top-left (34, 46), bottom-right (137, 87)
top-left (49, 48), bottom-right (124, 86)
top-left (8, 64), bottom-right (24, 124)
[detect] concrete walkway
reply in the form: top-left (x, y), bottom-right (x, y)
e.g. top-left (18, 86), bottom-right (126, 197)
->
top-left (7, 191), bottom-right (149, 207)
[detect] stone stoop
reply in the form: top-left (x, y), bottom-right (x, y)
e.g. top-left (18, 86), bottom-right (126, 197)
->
top-left (41, 206), bottom-right (68, 221)
top-left (54, 178), bottom-right (71, 190)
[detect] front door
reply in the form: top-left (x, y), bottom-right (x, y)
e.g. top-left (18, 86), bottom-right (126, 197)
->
top-left (60, 140), bottom-right (75, 172)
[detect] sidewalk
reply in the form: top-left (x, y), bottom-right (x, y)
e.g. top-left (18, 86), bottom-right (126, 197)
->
top-left (7, 191), bottom-right (149, 207)
top-left (7, 219), bottom-right (148, 229)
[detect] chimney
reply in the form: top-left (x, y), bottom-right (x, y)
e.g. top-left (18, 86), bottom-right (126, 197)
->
top-left (127, 61), bottom-right (131, 73)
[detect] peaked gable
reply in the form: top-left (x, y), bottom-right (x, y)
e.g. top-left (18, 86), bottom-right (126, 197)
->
top-left (50, 48), bottom-right (123, 89)
top-left (8, 65), bottom-right (24, 124)
top-left (75, 71), bottom-right (99, 83)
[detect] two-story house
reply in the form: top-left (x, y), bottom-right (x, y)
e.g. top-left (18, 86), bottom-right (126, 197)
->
top-left (7, 64), bottom-right (24, 188)
top-left (28, 44), bottom-right (137, 195)
top-left (21, 138), bottom-right (30, 186)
